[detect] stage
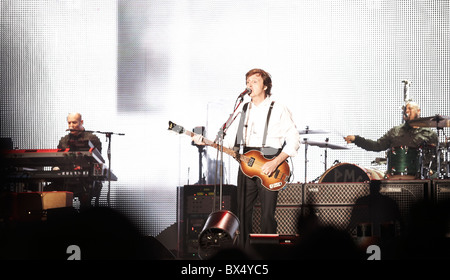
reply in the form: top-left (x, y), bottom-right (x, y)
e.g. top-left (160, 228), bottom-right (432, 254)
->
top-left (1, 0), bottom-right (449, 262)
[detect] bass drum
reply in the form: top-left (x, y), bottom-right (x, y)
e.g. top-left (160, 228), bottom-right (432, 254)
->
top-left (319, 163), bottom-right (385, 183)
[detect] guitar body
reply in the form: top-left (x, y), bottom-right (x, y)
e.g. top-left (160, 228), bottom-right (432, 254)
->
top-left (239, 150), bottom-right (290, 191)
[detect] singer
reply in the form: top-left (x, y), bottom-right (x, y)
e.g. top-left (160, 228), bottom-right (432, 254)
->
top-left (193, 68), bottom-right (301, 250)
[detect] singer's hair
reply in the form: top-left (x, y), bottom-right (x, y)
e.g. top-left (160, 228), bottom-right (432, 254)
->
top-left (246, 68), bottom-right (272, 97)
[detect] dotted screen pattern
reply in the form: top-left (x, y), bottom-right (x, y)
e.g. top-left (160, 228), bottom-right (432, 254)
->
top-left (1, 0), bottom-right (449, 236)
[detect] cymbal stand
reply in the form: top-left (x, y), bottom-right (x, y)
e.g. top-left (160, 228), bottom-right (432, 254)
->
top-left (324, 138), bottom-right (329, 172)
top-left (418, 146), bottom-right (425, 179)
top-left (445, 137), bottom-right (449, 178)
top-left (302, 126), bottom-right (311, 183)
top-left (433, 115), bottom-right (443, 179)
top-left (303, 138), bottom-right (309, 183)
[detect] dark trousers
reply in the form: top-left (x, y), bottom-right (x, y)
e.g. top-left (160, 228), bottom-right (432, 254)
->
top-left (236, 169), bottom-right (279, 249)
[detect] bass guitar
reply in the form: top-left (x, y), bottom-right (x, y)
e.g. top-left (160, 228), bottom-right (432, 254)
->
top-left (168, 121), bottom-right (290, 191)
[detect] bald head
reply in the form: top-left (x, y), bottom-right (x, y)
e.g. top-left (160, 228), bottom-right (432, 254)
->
top-left (407, 101), bottom-right (420, 111)
top-left (404, 101), bottom-right (421, 122)
top-left (67, 113), bottom-right (84, 135)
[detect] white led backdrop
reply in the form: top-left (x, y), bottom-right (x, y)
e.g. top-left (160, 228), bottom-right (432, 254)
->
top-left (1, 0), bottom-right (449, 236)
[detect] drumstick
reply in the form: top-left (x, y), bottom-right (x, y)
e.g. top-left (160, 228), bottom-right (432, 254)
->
top-left (331, 129), bottom-right (352, 144)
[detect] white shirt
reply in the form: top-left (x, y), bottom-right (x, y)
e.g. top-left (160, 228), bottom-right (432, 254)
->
top-left (222, 96), bottom-right (301, 157)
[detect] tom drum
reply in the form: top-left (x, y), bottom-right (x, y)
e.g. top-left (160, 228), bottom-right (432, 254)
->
top-left (386, 146), bottom-right (420, 179)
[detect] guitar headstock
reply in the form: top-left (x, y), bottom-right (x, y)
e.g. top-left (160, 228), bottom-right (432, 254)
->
top-left (168, 121), bottom-right (185, 134)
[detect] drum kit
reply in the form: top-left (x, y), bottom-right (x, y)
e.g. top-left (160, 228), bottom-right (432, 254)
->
top-left (300, 114), bottom-right (450, 183)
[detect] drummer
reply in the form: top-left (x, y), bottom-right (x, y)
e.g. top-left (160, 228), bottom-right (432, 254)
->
top-left (344, 101), bottom-right (438, 177)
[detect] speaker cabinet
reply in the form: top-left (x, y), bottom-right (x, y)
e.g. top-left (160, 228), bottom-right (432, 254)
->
top-left (432, 179), bottom-right (450, 236)
top-left (252, 206), bottom-right (302, 235)
top-left (252, 183), bottom-right (368, 235)
top-left (302, 183), bottom-right (370, 236)
top-left (379, 180), bottom-right (430, 223)
top-left (304, 182), bottom-right (370, 205)
top-left (266, 181), bottom-right (429, 237)
top-left (251, 181), bottom-right (432, 239)
top-left (16, 191), bottom-right (73, 221)
top-left (177, 184), bottom-right (237, 259)
top-left (252, 183), bottom-right (303, 235)
top-left (302, 181), bottom-right (428, 237)
top-left (433, 179), bottom-right (450, 203)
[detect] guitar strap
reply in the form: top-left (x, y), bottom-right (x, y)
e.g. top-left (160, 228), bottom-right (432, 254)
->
top-left (234, 100), bottom-right (275, 152)
top-left (233, 102), bottom-right (249, 152)
top-left (262, 101), bottom-right (275, 148)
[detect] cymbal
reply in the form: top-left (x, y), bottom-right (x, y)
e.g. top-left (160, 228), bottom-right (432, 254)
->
top-left (408, 115), bottom-right (450, 128)
top-left (302, 140), bottom-right (351, 150)
top-left (298, 129), bottom-right (329, 135)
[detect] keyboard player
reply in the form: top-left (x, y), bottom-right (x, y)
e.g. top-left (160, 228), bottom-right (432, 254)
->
top-left (57, 113), bottom-right (102, 153)
top-left (46, 112), bottom-right (103, 210)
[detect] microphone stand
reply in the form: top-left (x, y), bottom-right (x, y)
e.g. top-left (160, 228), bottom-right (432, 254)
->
top-left (213, 96), bottom-right (244, 212)
top-left (83, 129), bottom-right (125, 207)
top-left (402, 80), bottom-right (411, 123)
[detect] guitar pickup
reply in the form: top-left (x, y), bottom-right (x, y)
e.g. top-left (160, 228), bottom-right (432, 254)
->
top-left (273, 169), bottom-right (280, 179)
top-left (248, 157), bottom-right (255, 167)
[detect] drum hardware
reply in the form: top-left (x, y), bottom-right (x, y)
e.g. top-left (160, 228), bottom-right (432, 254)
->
top-left (301, 136), bottom-right (351, 182)
top-left (444, 138), bottom-right (450, 178)
top-left (299, 125), bottom-right (329, 182)
top-left (298, 126), bottom-right (330, 135)
top-left (301, 139), bottom-right (351, 150)
top-left (407, 114), bottom-right (450, 128)
top-left (372, 157), bottom-right (387, 165)
top-left (408, 114), bottom-right (450, 179)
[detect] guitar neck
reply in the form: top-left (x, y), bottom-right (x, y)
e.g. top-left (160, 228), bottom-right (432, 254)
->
top-left (183, 130), bottom-right (239, 159)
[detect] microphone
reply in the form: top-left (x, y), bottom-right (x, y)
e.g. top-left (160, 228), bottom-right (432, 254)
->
top-left (403, 111), bottom-right (409, 120)
top-left (238, 88), bottom-right (252, 99)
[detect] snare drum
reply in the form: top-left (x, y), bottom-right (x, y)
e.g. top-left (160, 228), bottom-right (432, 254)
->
top-left (387, 146), bottom-right (420, 178)
top-left (319, 163), bottom-right (385, 183)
